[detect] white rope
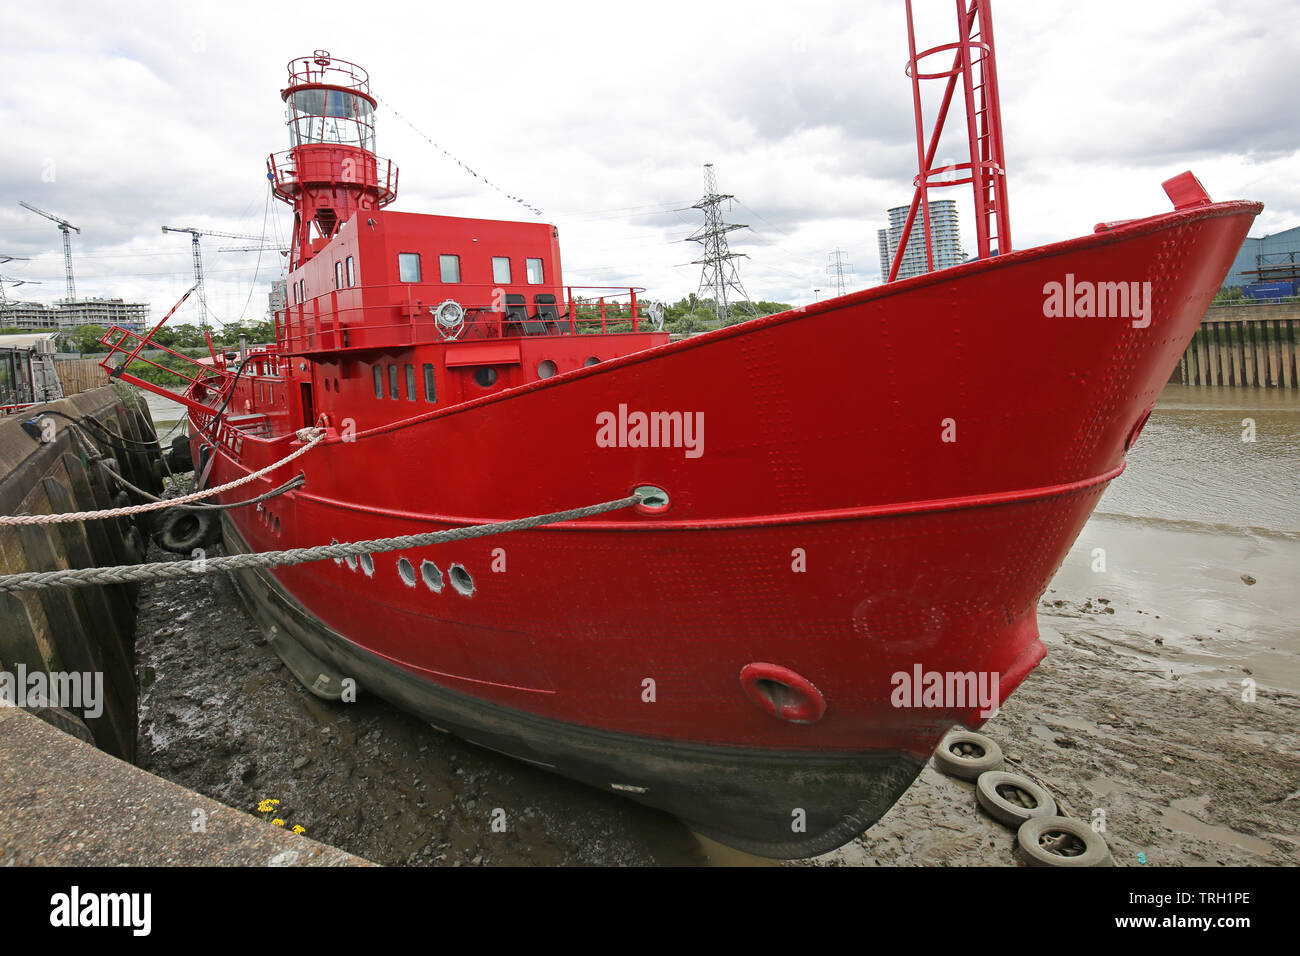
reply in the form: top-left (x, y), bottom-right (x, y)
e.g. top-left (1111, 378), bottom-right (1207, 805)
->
top-left (0, 427), bottom-right (326, 526)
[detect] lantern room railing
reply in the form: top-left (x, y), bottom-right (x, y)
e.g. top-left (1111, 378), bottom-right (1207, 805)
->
top-left (268, 148), bottom-right (398, 206)
top-left (284, 52), bottom-right (372, 95)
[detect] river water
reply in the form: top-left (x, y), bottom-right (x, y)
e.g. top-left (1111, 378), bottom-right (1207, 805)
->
top-left (1099, 385), bottom-right (1299, 534)
top-left (132, 382), bottom-right (1300, 865)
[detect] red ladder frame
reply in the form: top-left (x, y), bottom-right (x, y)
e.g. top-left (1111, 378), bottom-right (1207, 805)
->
top-left (888, 0), bottom-right (1011, 282)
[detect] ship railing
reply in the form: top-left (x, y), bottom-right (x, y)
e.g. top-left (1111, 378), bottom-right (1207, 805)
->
top-left (274, 283), bottom-right (656, 353)
top-left (0, 401), bottom-right (41, 416)
top-left (94, 286), bottom-right (238, 418)
top-left (285, 54), bottom-right (371, 94)
top-left (97, 329), bottom-right (234, 417)
top-left (267, 148), bottom-right (398, 205)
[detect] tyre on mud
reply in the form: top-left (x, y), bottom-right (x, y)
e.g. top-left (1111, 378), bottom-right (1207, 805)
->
top-left (1016, 815), bottom-right (1113, 867)
top-left (933, 729), bottom-right (1005, 780)
top-left (975, 770), bottom-right (1058, 828)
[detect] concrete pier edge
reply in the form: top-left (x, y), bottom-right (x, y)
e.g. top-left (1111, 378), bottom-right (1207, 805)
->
top-left (0, 707), bottom-right (372, 866)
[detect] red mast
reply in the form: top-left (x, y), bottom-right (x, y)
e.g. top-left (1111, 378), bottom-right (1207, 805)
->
top-left (267, 51), bottom-right (399, 271)
top-left (888, 0), bottom-right (1011, 281)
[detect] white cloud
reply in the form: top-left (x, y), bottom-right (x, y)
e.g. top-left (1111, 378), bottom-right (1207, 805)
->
top-left (2, 0), bottom-right (1296, 318)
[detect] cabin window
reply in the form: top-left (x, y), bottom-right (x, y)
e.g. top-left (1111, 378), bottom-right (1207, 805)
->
top-left (373, 365), bottom-right (383, 398)
top-left (291, 283), bottom-right (297, 304)
top-left (405, 364), bottom-right (416, 401)
top-left (346, 256), bottom-right (356, 287)
top-left (398, 253), bottom-right (422, 282)
top-left (439, 254), bottom-right (461, 283)
top-left (388, 364), bottom-right (399, 399)
top-left (474, 367), bottom-right (498, 388)
top-left (334, 261), bottom-right (343, 289)
top-left (526, 258), bottom-right (544, 284)
top-left (492, 257), bottom-right (511, 284)
top-left (423, 363), bottom-right (436, 403)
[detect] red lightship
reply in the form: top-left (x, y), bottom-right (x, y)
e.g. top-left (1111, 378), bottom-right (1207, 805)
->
top-left (104, 4), bottom-right (1259, 858)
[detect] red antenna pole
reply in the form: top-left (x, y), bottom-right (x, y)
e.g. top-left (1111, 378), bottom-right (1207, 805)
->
top-left (888, 0), bottom-right (1011, 282)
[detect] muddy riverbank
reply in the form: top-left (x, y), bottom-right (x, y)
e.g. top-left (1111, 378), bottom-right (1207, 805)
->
top-left (135, 549), bottom-right (718, 866)
top-left (807, 525), bottom-right (1300, 866)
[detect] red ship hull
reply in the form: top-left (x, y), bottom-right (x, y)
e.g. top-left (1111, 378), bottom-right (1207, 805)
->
top-left (175, 198), bottom-right (1258, 857)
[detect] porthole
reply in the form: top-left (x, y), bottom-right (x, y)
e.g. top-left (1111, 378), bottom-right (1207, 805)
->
top-left (537, 360), bottom-right (557, 379)
top-left (397, 557), bottom-right (417, 588)
top-left (449, 563), bottom-right (475, 597)
top-left (584, 356), bottom-right (600, 367)
top-left (420, 559), bottom-right (443, 593)
top-left (474, 367), bottom-right (498, 387)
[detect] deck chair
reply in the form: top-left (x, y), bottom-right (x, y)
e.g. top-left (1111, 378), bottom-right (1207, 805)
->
top-left (504, 293), bottom-right (548, 336)
top-left (535, 293), bottom-right (564, 334)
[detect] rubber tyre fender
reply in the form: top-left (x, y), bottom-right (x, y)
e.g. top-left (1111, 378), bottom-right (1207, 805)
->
top-left (976, 771), bottom-right (1058, 829)
top-left (1016, 815), bottom-right (1114, 867)
top-left (168, 434), bottom-right (194, 474)
top-left (933, 729), bottom-right (1005, 780)
top-left (154, 508), bottom-right (215, 555)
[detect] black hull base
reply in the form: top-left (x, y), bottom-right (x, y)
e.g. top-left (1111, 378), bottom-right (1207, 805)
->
top-left (221, 517), bottom-right (924, 859)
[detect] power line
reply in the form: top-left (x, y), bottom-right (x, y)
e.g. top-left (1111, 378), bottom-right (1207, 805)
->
top-left (684, 163), bottom-right (755, 324)
top-left (827, 248), bottom-right (855, 296)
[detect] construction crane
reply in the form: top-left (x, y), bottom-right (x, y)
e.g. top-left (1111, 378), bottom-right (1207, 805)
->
top-left (0, 256), bottom-right (41, 306)
top-left (217, 244), bottom-right (287, 254)
top-left (18, 202), bottom-right (80, 301)
top-left (161, 226), bottom-right (275, 327)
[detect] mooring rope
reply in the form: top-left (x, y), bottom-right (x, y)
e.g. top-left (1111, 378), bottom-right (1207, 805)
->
top-left (0, 428), bottom-right (327, 526)
top-left (0, 492), bottom-right (643, 593)
top-left (93, 454), bottom-right (307, 512)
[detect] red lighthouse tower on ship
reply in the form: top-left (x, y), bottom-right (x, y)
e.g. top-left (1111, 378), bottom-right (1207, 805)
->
top-left (268, 52), bottom-right (398, 272)
top-left (99, 18), bottom-right (1261, 858)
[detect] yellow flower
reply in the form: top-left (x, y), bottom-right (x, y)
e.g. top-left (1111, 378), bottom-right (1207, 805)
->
top-left (292, 825), bottom-right (306, 835)
top-left (272, 818), bottom-right (285, 827)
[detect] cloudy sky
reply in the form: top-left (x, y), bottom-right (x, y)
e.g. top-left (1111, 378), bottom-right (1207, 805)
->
top-left (2, 0), bottom-right (1297, 325)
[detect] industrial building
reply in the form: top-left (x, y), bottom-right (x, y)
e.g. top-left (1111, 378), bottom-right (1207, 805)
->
top-left (0, 297), bottom-right (149, 332)
top-left (1220, 224), bottom-right (1300, 296)
top-left (877, 199), bottom-right (966, 280)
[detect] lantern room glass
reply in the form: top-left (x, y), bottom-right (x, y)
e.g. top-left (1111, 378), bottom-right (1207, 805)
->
top-left (287, 89), bottom-right (376, 152)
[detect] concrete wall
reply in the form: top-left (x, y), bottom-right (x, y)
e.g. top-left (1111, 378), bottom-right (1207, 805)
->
top-left (0, 386), bottom-right (163, 759)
